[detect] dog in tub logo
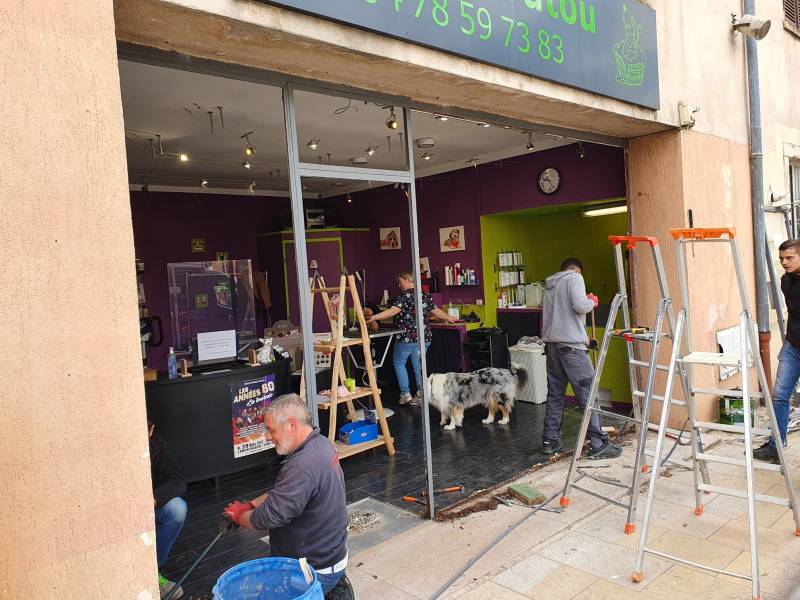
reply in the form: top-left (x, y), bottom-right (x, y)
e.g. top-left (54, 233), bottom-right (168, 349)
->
top-left (613, 4), bottom-right (646, 88)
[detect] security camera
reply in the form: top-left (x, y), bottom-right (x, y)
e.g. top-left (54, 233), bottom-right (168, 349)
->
top-left (678, 103), bottom-right (700, 129)
top-left (732, 14), bottom-right (771, 40)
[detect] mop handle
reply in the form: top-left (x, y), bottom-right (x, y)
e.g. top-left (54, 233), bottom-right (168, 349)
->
top-left (162, 517), bottom-right (233, 600)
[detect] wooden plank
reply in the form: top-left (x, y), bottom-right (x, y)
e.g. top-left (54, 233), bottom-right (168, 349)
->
top-left (334, 436), bottom-right (394, 459)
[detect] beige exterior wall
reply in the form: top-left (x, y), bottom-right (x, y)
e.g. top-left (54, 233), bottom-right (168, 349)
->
top-left (0, 1), bottom-right (157, 599)
top-left (629, 129), bottom-right (754, 426)
top-left (758, 4), bottom-right (800, 360)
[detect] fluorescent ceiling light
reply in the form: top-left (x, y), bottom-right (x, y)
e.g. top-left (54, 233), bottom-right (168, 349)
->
top-left (582, 205), bottom-right (627, 218)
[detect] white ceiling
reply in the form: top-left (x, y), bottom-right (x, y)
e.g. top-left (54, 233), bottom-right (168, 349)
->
top-left (119, 60), bottom-right (572, 197)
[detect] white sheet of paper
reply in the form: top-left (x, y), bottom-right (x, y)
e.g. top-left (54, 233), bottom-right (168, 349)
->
top-left (197, 329), bottom-right (237, 362)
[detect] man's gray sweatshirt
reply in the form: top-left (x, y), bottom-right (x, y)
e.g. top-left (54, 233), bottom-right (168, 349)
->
top-left (250, 430), bottom-right (348, 569)
top-left (541, 270), bottom-right (595, 349)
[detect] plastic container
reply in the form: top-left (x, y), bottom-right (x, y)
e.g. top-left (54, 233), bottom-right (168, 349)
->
top-left (509, 344), bottom-right (547, 404)
top-left (525, 282), bottom-right (544, 308)
top-left (339, 419), bottom-right (378, 445)
top-left (212, 557), bottom-right (323, 600)
top-left (167, 347), bottom-right (177, 379)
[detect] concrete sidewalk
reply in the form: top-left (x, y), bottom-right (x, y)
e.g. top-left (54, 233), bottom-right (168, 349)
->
top-left (346, 427), bottom-right (800, 600)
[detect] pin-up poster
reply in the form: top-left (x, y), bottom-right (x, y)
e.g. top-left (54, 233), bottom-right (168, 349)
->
top-left (231, 374), bottom-right (276, 458)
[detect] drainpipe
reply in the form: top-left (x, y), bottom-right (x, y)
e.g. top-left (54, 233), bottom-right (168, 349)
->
top-left (743, 0), bottom-right (771, 385)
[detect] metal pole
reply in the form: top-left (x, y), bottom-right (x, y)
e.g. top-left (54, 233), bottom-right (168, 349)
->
top-left (403, 107), bottom-right (436, 520)
top-left (283, 84), bottom-right (320, 426)
top-left (743, 0), bottom-right (771, 361)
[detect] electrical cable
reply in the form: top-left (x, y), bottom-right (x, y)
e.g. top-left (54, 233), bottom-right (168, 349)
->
top-left (428, 490), bottom-right (561, 600)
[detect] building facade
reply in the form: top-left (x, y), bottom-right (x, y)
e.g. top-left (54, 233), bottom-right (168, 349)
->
top-left (3, 0), bottom-right (800, 597)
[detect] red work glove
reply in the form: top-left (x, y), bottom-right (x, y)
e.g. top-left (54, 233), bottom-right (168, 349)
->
top-left (223, 500), bottom-right (254, 525)
top-left (586, 293), bottom-right (599, 307)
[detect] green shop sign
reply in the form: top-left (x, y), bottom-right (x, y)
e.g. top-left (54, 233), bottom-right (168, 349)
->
top-left (264, 0), bottom-right (659, 109)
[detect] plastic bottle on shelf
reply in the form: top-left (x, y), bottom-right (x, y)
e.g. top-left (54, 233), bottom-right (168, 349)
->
top-left (167, 347), bottom-right (178, 379)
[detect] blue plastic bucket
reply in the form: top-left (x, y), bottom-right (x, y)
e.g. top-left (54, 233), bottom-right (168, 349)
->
top-left (212, 557), bottom-right (324, 600)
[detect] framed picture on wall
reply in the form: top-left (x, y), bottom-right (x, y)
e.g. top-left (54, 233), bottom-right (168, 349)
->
top-left (420, 256), bottom-right (431, 279)
top-left (439, 226), bottom-right (465, 252)
top-left (379, 227), bottom-right (402, 250)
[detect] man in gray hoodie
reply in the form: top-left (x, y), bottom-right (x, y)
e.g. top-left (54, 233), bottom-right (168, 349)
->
top-left (540, 258), bottom-right (621, 459)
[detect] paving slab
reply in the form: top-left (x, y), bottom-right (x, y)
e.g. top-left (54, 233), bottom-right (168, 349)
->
top-left (489, 554), bottom-right (562, 596)
top-left (646, 528), bottom-right (741, 570)
top-left (518, 564), bottom-right (598, 600)
top-left (347, 566), bottom-right (421, 600)
top-left (720, 551), bottom-right (792, 598)
top-left (444, 580), bottom-right (530, 600)
top-left (708, 518), bottom-right (800, 559)
top-left (645, 564), bottom-right (777, 599)
top-left (538, 531), bottom-right (669, 591)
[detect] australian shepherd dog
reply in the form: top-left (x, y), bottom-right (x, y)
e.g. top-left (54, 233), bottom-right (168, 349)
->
top-left (426, 365), bottom-right (528, 430)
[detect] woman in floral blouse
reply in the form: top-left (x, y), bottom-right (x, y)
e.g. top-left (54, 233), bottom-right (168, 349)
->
top-left (367, 270), bottom-right (457, 405)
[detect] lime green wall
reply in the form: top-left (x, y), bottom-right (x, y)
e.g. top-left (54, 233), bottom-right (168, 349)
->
top-left (480, 205), bottom-right (631, 404)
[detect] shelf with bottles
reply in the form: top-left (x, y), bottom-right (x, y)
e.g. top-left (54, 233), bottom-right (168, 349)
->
top-left (495, 249), bottom-right (526, 291)
top-left (443, 263), bottom-right (478, 287)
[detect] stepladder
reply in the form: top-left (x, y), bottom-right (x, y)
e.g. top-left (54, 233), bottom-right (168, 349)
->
top-left (632, 227), bottom-right (800, 600)
top-left (560, 235), bottom-right (709, 535)
top-left (299, 272), bottom-right (395, 459)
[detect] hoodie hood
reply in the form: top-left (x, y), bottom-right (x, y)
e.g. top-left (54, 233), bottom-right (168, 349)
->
top-left (545, 270), bottom-right (575, 290)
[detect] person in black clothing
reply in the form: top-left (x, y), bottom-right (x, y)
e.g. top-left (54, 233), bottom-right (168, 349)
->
top-left (367, 269), bottom-right (456, 406)
top-left (223, 394), bottom-right (350, 595)
top-left (753, 240), bottom-right (800, 463)
top-left (149, 421), bottom-right (188, 599)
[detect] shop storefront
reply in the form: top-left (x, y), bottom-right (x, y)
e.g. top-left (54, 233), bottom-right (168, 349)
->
top-left (120, 43), bottom-right (632, 485)
top-left (10, 1), bottom-right (799, 597)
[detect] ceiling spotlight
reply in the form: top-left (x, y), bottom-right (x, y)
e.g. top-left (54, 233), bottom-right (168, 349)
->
top-left (346, 193), bottom-right (353, 204)
top-left (386, 107), bottom-right (399, 130)
top-left (478, 122), bottom-right (491, 128)
top-left (732, 13), bottom-right (771, 40)
top-left (365, 145), bottom-right (377, 156)
top-left (179, 153), bottom-right (189, 162)
top-left (241, 132), bottom-right (256, 157)
top-left (416, 137), bottom-right (436, 149)
top-left (351, 156), bottom-right (369, 165)
top-left (421, 152), bottom-right (433, 161)
top-left (201, 178), bottom-right (208, 188)
top-left (248, 181), bottom-right (256, 194)
top-left (306, 139), bottom-right (320, 150)
top-left (434, 114), bottom-right (449, 122)
top-left (242, 160), bottom-right (252, 169)
top-left (576, 142), bottom-right (586, 160)
top-left (526, 133), bottom-right (535, 151)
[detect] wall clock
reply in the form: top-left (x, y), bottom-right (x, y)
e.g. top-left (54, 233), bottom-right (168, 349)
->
top-left (538, 167), bottom-right (561, 195)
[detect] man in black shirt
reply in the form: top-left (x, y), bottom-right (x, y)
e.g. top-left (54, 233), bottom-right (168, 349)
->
top-left (149, 421), bottom-right (188, 599)
top-left (754, 240), bottom-right (800, 463)
top-left (223, 394), bottom-right (349, 593)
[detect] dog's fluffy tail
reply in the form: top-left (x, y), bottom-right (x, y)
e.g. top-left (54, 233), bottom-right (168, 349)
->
top-left (509, 364), bottom-right (528, 389)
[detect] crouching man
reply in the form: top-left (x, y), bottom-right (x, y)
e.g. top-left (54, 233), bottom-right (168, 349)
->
top-left (223, 394), bottom-right (349, 594)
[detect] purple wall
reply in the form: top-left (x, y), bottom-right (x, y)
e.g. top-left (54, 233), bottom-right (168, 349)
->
top-left (320, 142), bottom-right (625, 303)
top-left (131, 143), bottom-right (624, 367)
top-left (131, 191), bottom-right (289, 368)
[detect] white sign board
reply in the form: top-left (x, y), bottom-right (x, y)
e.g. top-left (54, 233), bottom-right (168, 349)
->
top-left (197, 329), bottom-right (237, 363)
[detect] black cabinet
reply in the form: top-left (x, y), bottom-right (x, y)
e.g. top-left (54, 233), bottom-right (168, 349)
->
top-left (465, 328), bottom-right (509, 371)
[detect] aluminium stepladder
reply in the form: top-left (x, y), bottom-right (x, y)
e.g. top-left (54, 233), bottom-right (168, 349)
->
top-left (632, 227), bottom-right (800, 600)
top-left (560, 235), bottom-right (708, 534)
